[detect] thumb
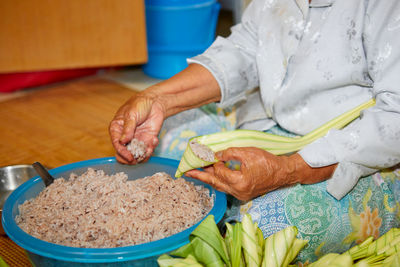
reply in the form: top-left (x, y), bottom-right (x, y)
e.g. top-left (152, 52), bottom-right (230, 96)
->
top-left (120, 116), bottom-right (136, 144)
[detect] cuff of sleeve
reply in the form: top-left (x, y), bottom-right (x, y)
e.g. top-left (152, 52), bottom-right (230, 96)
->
top-left (299, 134), bottom-right (377, 200)
top-left (326, 162), bottom-right (376, 200)
top-left (298, 133), bottom-right (339, 167)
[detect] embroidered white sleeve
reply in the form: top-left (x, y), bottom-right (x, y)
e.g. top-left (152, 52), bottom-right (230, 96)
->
top-left (300, 0), bottom-right (400, 199)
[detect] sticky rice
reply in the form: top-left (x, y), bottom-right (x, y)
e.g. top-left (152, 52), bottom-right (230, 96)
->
top-left (16, 168), bottom-right (213, 248)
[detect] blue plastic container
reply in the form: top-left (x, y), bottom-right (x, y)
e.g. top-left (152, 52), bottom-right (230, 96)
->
top-left (143, 0), bottom-right (220, 79)
top-left (2, 157), bottom-right (226, 266)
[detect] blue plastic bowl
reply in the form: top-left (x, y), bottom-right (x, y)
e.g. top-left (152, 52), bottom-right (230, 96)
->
top-left (2, 157), bottom-right (226, 266)
top-left (143, 0), bottom-right (220, 79)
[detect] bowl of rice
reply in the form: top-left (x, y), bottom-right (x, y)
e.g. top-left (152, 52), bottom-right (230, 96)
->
top-left (2, 157), bottom-right (226, 266)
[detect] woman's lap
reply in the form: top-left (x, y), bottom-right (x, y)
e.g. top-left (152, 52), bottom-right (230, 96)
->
top-left (153, 105), bottom-right (400, 263)
top-left (230, 172), bottom-right (400, 263)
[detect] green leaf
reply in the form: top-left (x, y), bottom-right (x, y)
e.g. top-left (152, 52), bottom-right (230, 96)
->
top-left (377, 236), bottom-right (400, 256)
top-left (225, 223), bottom-right (234, 261)
top-left (343, 236), bottom-right (374, 259)
top-left (382, 251), bottom-right (400, 267)
top-left (157, 254), bottom-right (204, 267)
top-left (191, 237), bottom-right (225, 267)
top-left (282, 239), bottom-right (308, 267)
top-left (255, 223), bottom-right (265, 255)
top-left (190, 215), bottom-right (230, 266)
top-left (309, 253), bottom-right (353, 267)
top-left (352, 228), bottom-right (400, 260)
top-left (171, 242), bottom-right (195, 258)
top-left (242, 214), bottom-right (262, 267)
top-left (353, 254), bottom-right (386, 267)
top-left (262, 226), bottom-right (297, 267)
top-left (0, 256), bottom-right (9, 267)
top-left (377, 241), bottom-right (400, 258)
top-left (175, 99), bottom-right (375, 176)
top-left (225, 222), bottom-right (244, 267)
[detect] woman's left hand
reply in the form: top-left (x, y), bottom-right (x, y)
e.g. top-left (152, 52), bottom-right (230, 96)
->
top-left (185, 147), bottom-right (336, 201)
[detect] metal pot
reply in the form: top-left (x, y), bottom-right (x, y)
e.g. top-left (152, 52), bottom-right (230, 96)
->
top-left (1, 165), bottom-right (36, 235)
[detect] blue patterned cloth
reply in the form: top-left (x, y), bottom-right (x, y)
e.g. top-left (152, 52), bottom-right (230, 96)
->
top-left (153, 104), bottom-right (400, 264)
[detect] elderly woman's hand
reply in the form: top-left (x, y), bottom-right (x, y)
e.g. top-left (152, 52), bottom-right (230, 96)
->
top-left (185, 147), bottom-right (337, 201)
top-left (109, 64), bottom-right (222, 165)
top-left (109, 92), bottom-right (166, 164)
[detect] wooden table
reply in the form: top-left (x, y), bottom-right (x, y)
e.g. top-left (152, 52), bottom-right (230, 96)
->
top-left (0, 77), bottom-right (137, 168)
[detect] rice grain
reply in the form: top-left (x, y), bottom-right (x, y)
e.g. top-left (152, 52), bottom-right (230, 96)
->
top-left (16, 168), bottom-right (213, 248)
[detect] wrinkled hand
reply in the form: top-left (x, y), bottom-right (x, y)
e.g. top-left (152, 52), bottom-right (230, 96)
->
top-left (186, 147), bottom-right (337, 201)
top-left (109, 92), bottom-right (165, 164)
top-left (185, 147), bottom-right (298, 201)
top-left (184, 147), bottom-right (296, 201)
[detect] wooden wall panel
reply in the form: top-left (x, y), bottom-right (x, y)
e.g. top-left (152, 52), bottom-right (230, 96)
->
top-left (0, 0), bottom-right (147, 73)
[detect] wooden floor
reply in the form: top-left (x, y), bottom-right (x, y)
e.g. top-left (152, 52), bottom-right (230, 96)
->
top-left (0, 77), bottom-right (137, 168)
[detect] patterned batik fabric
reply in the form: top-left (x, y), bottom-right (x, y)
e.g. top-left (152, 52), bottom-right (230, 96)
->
top-left (230, 170), bottom-right (400, 264)
top-left (153, 106), bottom-right (400, 264)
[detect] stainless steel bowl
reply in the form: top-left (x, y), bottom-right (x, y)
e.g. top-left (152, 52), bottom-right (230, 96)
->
top-left (1, 165), bottom-right (37, 235)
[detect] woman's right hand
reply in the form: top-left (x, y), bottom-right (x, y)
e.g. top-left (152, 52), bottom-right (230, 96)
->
top-left (109, 91), bottom-right (166, 164)
top-left (109, 63), bottom-right (222, 164)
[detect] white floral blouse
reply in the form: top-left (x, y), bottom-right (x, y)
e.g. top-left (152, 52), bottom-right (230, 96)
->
top-left (188, 0), bottom-right (400, 200)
